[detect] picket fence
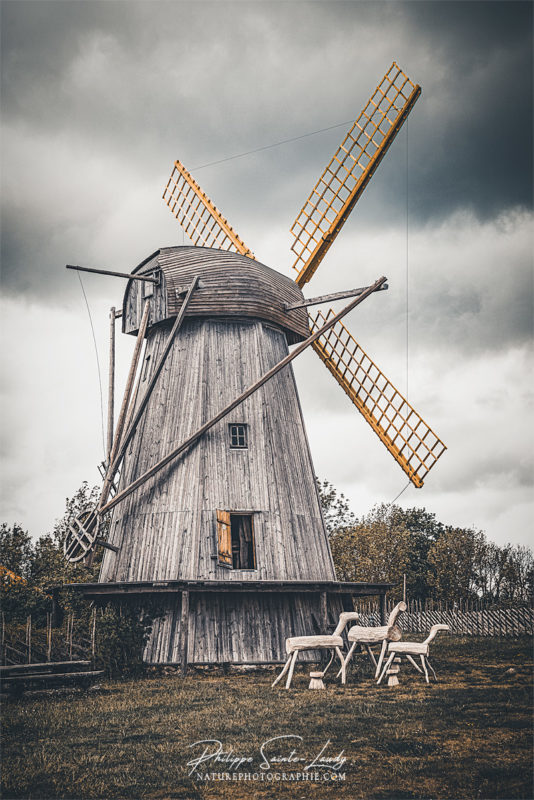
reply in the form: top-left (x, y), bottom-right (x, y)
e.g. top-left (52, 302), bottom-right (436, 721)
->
top-left (355, 601), bottom-right (534, 637)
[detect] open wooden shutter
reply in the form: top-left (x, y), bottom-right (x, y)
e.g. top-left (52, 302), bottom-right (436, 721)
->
top-left (216, 510), bottom-right (233, 568)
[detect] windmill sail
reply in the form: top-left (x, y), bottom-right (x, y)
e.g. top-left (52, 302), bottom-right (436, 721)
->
top-left (291, 62), bottom-right (421, 287)
top-left (163, 160), bottom-right (255, 258)
top-left (309, 308), bottom-right (446, 487)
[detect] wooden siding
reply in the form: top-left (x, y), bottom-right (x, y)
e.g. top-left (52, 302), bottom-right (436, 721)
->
top-left (144, 592), bottom-right (345, 664)
top-left (99, 318), bottom-right (335, 585)
top-left (122, 247), bottom-right (309, 343)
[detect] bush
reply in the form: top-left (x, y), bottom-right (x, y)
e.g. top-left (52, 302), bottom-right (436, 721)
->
top-left (94, 604), bottom-right (156, 678)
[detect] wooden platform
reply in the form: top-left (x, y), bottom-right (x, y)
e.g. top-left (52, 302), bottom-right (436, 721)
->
top-left (57, 579), bottom-right (393, 598)
top-left (50, 580), bottom-right (393, 668)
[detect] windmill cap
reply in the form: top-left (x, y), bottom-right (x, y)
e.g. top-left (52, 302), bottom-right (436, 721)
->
top-left (123, 246), bottom-right (309, 343)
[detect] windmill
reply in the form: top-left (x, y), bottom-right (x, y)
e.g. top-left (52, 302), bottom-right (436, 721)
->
top-left (65, 63), bottom-right (445, 668)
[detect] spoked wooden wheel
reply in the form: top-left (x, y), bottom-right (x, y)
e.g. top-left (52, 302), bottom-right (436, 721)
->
top-left (64, 507), bottom-right (98, 563)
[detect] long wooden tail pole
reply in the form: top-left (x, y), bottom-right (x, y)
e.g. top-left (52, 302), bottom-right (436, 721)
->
top-left (66, 264), bottom-right (159, 284)
top-left (98, 276), bottom-right (387, 516)
top-left (99, 300), bottom-right (150, 510)
top-left (107, 276), bottom-right (199, 478)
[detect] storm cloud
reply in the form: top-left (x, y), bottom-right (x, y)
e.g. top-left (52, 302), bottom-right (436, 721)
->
top-left (1, 1), bottom-right (532, 547)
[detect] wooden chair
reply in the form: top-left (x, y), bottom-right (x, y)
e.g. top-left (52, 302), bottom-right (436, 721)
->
top-left (337, 601), bottom-right (407, 680)
top-left (272, 611), bottom-right (360, 689)
top-left (376, 623), bottom-right (450, 684)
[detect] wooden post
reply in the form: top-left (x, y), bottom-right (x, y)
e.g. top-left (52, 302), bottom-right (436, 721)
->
top-left (403, 573), bottom-right (406, 603)
top-left (123, 352), bottom-right (143, 437)
top-left (1, 612), bottom-right (5, 666)
top-left (379, 593), bottom-right (387, 625)
top-left (69, 614), bottom-right (74, 661)
top-left (46, 613), bottom-right (52, 662)
top-left (99, 300), bottom-right (150, 509)
top-left (180, 591), bottom-right (189, 676)
top-left (107, 307), bottom-right (116, 463)
top-left (91, 607), bottom-right (97, 661)
top-left (320, 592), bottom-right (328, 632)
top-left (26, 615), bottom-right (31, 663)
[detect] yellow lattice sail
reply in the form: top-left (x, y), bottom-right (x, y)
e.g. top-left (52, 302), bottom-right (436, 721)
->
top-left (292, 62), bottom-right (421, 287)
top-left (163, 160), bottom-right (255, 258)
top-left (309, 308), bottom-right (446, 487)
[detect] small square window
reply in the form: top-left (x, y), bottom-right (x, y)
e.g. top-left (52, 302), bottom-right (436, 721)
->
top-left (229, 423), bottom-right (248, 449)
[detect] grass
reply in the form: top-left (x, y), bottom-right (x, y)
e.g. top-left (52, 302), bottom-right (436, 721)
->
top-left (2, 636), bottom-right (532, 800)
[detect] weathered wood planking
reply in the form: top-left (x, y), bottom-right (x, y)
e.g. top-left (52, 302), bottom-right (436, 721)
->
top-left (122, 247), bottom-right (309, 344)
top-left (97, 246), bottom-right (358, 664)
top-left (100, 317), bottom-right (335, 585)
top-left (143, 591), bottom-right (345, 664)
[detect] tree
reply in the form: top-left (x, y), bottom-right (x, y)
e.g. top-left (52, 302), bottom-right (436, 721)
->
top-left (0, 523), bottom-right (33, 578)
top-left (427, 526), bottom-right (486, 602)
top-left (500, 545), bottom-right (534, 604)
top-left (330, 503), bottom-right (412, 597)
top-left (389, 507), bottom-right (444, 601)
top-left (317, 479), bottom-right (356, 533)
top-left (31, 481), bottom-right (103, 597)
top-left (0, 483), bottom-right (103, 624)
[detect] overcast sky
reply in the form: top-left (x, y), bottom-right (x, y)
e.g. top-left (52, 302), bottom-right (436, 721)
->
top-left (1, 0), bottom-right (532, 549)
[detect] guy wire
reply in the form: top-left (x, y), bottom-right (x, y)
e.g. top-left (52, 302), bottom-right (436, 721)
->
top-left (191, 120), bottom-right (354, 172)
top-left (77, 272), bottom-right (106, 457)
top-left (390, 481), bottom-right (411, 506)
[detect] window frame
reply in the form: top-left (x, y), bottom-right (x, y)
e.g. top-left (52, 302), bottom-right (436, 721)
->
top-left (216, 510), bottom-right (257, 571)
top-left (228, 423), bottom-right (248, 450)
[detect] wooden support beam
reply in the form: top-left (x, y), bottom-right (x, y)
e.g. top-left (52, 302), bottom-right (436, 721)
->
top-left (98, 276), bottom-right (387, 516)
top-left (108, 276), bottom-right (199, 477)
top-left (284, 283), bottom-right (388, 311)
top-left (99, 301), bottom-right (150, 511)
top-left (173, 280), bottom-right (205, 295)
top-left (66, 264), bottom-right (159, 284)
top-left (380, 593), bottom-right (387, 626)
top-left (123, 354), bottom-right (143, 439)
top-left (320, 592), bottom-right (328, 632)
top-left (58, 579), bottom-right (393, 594)
top-left (180, 590), bottom-right (189, 676)
top-left (106, 307), bottom-right (116, 463)
top-left (95, 537), bottom-right (119, 553)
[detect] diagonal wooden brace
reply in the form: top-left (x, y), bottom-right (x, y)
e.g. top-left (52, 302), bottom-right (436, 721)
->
top-left (98, 276), bottom-right (387, 516)
top-left (107, 275), bottom-right (200, 479)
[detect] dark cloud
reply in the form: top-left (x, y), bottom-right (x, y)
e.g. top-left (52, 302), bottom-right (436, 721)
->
top-left (1, 1), bottom-right (532, 549)
top-left (2, 1), bottom-right (531, 239)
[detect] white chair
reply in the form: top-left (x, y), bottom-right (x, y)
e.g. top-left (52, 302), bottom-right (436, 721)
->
top-left (377, 623), bottom-right (450, 684)
top-left (338, 600), bottom-right (407, 680)
top-left (272, 611), bottom-right (360, 689)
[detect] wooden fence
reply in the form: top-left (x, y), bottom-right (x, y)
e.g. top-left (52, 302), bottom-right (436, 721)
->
top-left (2, 601), bottom-right (532, 667)
top-left (1, 611), bottom-right (95, 666)
top-left (355, 599), bottom-right (534, 637)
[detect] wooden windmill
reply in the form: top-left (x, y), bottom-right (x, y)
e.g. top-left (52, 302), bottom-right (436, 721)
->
top-left (65, 63), bottom-right (445, 667)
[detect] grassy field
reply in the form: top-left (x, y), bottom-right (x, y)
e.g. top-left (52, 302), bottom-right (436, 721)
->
top-left (2, 636), bottom-right (532, 800)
